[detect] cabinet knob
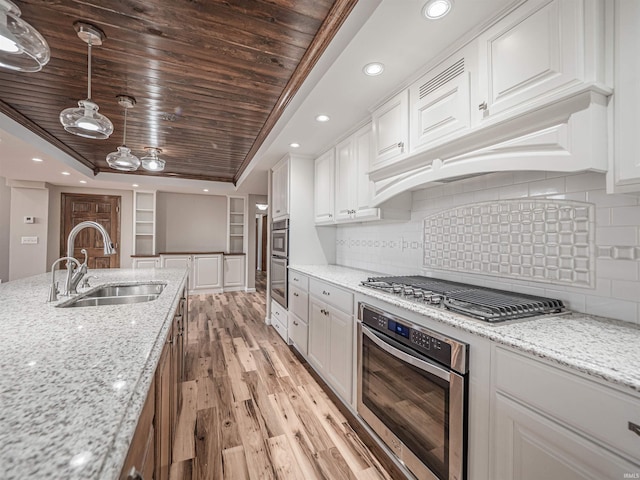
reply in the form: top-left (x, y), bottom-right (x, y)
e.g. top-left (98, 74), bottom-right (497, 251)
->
top-left (329, 214), bottom-right (333, 218)
top-left (478, 101), bottom-right (488, 111)
top-left (293, 320), bottom-right (299, 326)
top-left (397, 141), bottom-right (404, 150)
top-left (293, 292), bottom-right (299, 297)
top-left (276, 209), bottom-right (281, 213)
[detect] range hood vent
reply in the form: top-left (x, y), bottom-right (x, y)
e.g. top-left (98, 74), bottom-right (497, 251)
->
top-left (419, 58), bottom-right (464, 99)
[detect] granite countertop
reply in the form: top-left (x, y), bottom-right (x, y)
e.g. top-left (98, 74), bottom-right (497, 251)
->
top-left (289, 264), bottom-right (640, 393)
top-left (0, 268), bottom-right (189, 480)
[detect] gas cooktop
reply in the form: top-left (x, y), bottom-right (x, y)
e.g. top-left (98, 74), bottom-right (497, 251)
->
top-left (361, 275), bottom-right (565, 322)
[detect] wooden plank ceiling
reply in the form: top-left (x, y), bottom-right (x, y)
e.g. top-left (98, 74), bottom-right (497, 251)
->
top-left (0, 0), bottom-right (355, 183)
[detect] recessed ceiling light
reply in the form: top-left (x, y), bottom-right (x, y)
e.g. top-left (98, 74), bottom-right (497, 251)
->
top-left (79, 180), bottom-right (87, 184)
top-left (203, 189), bottom-right (209, 192)
top-left (32, 157), bottom-right (43, 162)
top-left (132, 183), bottom-right (139, 187)
top-left (363, 62), bottom-right (384, 76)
top-left (315, 114), bottom-right (330, 123)
top-left (61, 171), bottom-right (70, 176)
top-left (289, 142), bottom-right (300, 148)
top-left (422, 0), bottom-right (453, 19)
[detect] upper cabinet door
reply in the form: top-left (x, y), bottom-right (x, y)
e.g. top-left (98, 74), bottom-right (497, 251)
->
top-left (314, 149), bottom-right (335, 224)
top-left (477, 0), bottom-right (583, 120)
top-left (410, 57), bottom-right (471, 153)
top-left (334, 137), bottom-right (356, 222)
top-left (371, 89), bottom-right (409, 172)
top-left (272, 156), bottom-right (289, 220)
top-left (353, 125), bottom-right (376, 217)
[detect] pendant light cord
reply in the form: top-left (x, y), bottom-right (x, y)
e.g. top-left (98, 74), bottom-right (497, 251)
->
top-left (87, 41), bottom-right (92, 100)
top-left (122, 106), bottom-right (128, 145)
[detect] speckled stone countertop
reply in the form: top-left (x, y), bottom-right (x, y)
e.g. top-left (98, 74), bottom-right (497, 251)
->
top-left (290, 264), bottom-right (640, 393)
top-left (0, 268), bottom-right (188, 480)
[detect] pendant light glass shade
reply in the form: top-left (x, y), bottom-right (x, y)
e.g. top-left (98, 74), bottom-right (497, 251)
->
top-left (140, 147), bottom-right (166, 172)
top-left (59, 22), bottom-right (113, 140)
top-left (0, 0), bottom-right (50, 72)
top-left (106, 95), bottom-right (140, 171)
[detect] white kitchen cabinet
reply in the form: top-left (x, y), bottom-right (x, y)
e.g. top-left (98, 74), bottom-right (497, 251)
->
top-left (314, 149), bottom-right (335, 225)
top-left (192, 254), bottom-right (223, 292)
top-left (410, 57), bottom-right (471, 153)
top-left (271, 156), bottom-right (290, 220)
top-left (334, 137), bottom-right (355, 222)
top-left (608, 0), bottom-right (640, 193)
top-left (308, 279), bottom-right (354, 404)
top-left (271, 299), bottom-right (288, 342)
top-left (227, 196), bottom-right (246, 254)
top-left (476, 0), bottom-right (592, 122)
top-left (160, 254), bottom-right (190, 270)
top-left (288, 272), bottom-right (309, 356)
top-left (288, 309), bottom-right (308, 356)
top-left (223, 255), bottom-right (245, 290)
top-left (370, 89), bottom-right (409, 173)
top-left (490, 347), bottom-right (640, 479)
top-left (132, 257), bottom-right (159, 269)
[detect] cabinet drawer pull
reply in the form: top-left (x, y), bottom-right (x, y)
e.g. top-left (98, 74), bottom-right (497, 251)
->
top-left (293, 292), bottom-right (299, 297)
top-left (293, 277), bottom-right (299, 282)
top-left (274, 311), bottom-right (279, 316)
top-left (322, 290), bottom-right (330, 296)
top-left (478, 101), bottom-right (488, 111)
top-left (629, 421), bottom-right (640, 437)
top-left (293, 320), bottom-right (299, 326)
top-left (127, 467), bottom-right (144, 480)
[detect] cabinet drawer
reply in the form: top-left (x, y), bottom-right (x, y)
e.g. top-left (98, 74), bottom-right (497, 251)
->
top-left (494, 347), bottom-right (640, 461)
top-left (271, 299), bottom-right (288, 326)
top-left (289, 271), bottom-right (309, 291)
top-left (289, 285), bottom-right (308, 322)
top-left (309, 278), bottom-right (353, 315)
top-left (289, 312), bottom-right (308, 356)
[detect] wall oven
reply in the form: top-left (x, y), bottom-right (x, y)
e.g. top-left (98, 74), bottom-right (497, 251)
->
top-left (357, 303), bottom-right (469, 480)
top-left (270, 219), bottom-right (288, 308)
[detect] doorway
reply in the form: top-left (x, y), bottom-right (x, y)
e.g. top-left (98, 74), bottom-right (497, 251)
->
top-left (60, 193), bottom-right (121, 268)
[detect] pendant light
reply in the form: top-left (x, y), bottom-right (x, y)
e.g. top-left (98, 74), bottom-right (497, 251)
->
top-left (140, 147), bottom-right (166, 172)
top-left (0, 0), bottom-right (50, 72)
top-left (106, 95), bottom-right (140, 171)
top-left (59, 22), bottom-right (113, 139)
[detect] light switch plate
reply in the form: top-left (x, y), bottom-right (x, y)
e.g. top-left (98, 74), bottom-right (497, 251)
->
top-left (21, 236), bottom-right (38, 244)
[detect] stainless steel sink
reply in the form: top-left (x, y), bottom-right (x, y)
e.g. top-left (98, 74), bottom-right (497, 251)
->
top-left (56, 282), bottom-right (166, 308)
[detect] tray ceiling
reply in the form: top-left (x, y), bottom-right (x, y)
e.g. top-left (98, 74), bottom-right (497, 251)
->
top-left (0, 0), bottom-right (354, 183)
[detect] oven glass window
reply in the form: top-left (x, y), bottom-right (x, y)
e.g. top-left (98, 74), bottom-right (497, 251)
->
top-left (362, 335), bottom-right (450, 479)
top-left (272, 232), bottom-right (286, 254)
top-left (271, 257), bottom-right (287, 305)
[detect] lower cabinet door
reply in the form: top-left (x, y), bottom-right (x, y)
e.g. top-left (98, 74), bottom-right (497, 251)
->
top-left (155, 340), bottom-right (172, 480)
top-left (192, 255), bottom-right (222, 290)
top-left (308, 299), bottom-right (328, 372)
top-left (491, 393), bottom-right (638, 480)
top-left (327, 306), bottom-right (353, 403)
top-left (288, 312), bottom-right (308, 356)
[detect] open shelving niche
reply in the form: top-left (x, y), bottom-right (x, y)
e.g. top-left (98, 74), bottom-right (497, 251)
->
top-left (133, 191), bottom-right (156, 255)
top-left (227, 196), bottom-right (247, 254)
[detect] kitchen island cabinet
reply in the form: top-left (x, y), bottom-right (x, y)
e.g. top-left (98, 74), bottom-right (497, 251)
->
top-left (0, 268), bottom-right (188, 480)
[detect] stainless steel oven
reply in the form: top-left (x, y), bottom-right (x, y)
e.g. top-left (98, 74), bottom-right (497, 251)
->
top-left (270, 219), bottom-right (289, 308)
top-left (357, 303), bottom-right (469, 480)
top-left (271, 219), bottom-right (288, 257)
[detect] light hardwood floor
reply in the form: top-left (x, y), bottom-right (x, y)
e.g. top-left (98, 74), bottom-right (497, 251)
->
top-left (169, 286), bottom-right (397, 480)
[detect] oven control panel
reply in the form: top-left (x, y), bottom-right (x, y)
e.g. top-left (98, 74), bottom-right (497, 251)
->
top-left (361, 304), bottom-right (460, 371)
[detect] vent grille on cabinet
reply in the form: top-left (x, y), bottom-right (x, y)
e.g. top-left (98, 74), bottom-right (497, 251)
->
top-left (419, 58), bottom-right (465, 99)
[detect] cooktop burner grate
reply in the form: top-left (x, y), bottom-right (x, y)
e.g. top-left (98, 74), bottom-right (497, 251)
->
top-left (362, 275), bottom-right (565, 322)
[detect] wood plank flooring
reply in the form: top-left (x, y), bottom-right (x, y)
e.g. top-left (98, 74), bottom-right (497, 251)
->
top-left (169, 284), bottom-right (395, 480)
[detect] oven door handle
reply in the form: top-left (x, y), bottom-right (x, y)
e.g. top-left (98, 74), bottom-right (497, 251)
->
top-left (362, 325), bottom-right (451, 382)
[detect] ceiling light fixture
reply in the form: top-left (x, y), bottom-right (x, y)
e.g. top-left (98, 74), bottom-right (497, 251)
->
top-left (289, 143), bottom-right (300, 148)
top-left (59, 22), bottom-right (113, 139)
top-left (256, 203), bottom-right (268, 211)
top-left (363, 62), bottom-right (384, 76)
top-left (203, 189), bottom-right (209, 192)
top-left (132, 183), bottom-right (139, 187)
top-left (106, 95), bottom-right (140, 171)
top-left (315, 114), bottom-right (330, 123)
top-left (422, 0), bottom-right (453, 19)
top-left (32, 157), bottom-right (43, 162)
top-left (61, 171), bottom-right (70, 176)
top-left (79, 180), bottom-right (87, 184)
top-left (0, 0), bottom-right (50, 72)
top-left (140, 147), bottom-right (166, 172)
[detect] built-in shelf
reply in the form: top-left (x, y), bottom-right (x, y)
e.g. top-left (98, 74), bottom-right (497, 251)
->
top-left (227, 196), bottom-right (246, 255)
top-left (134, 191), bottom-right (156, 256)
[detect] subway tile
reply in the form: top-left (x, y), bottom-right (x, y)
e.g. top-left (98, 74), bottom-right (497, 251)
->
top-left (610, 206), bottom-right (640, 226)
top-left (412, 189), bottom-right (428, 201)
top-left (528, 177), bottom-right (566, 197)
top-left (485, 172), bottom-right (514, 189)
top-left (565, 172), bottom-right (606, 192)
top-left (545, 192), bottom-right (588, 202)
top-left (585, 296), bottom-right (638, 323)
top-left (595, 208), bottom-right (611, 227)
top-left (425, 185), bottom-right (444, 199)
top-left (611, 280), bottom-right (640, 302)
top-left (595, 259), bottom-right (638, 281)
top-left (474, 187), bottom-right (501, 203)
top-left (595, 226), bottom-right (638, 246)
top-left (586, 189), bottom-right (639, 208)
top-left (513, 171), bottom-right (547, 184)
top-left (499, 183), bottom-right (529, 199)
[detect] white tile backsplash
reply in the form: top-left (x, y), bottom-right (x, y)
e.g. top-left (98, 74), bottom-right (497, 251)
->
top-left (336, 171), bottom-right (640, 325)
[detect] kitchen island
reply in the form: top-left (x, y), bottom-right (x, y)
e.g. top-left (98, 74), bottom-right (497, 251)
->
top-left (0, 267), bottom-right (188, 480)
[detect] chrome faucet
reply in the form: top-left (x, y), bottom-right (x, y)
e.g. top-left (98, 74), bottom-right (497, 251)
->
top-left (65, 221), bottom-right (116, 295)
top-left (48, 256), bottom-right (81, 302)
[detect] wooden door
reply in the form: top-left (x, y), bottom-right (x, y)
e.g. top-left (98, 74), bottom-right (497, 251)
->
top-left (61, 194), bottom-right (121, 268)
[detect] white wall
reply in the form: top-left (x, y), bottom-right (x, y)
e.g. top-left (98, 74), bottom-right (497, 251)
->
top-left (0, 177), bottom-right (10, 282)
top-left (247, 194), bottom-right (267, 289)
top-left (156, 192), bottom-right (226, 252)
top-left (336, 171), bottom-right (640, 325)
top-left (9, 184), bottom-right (49, 280)
top-left (47, 186), bottom-right (133, 269)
